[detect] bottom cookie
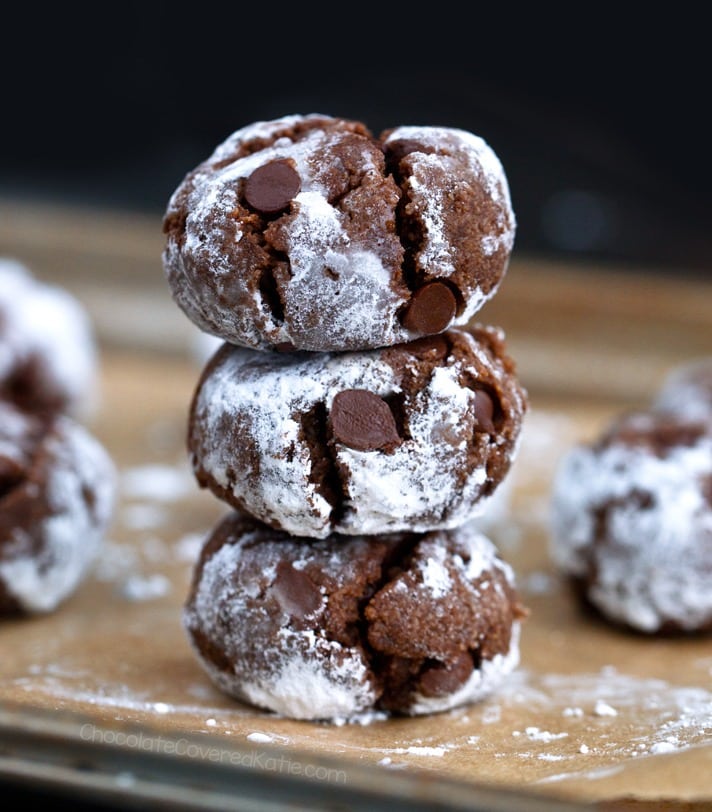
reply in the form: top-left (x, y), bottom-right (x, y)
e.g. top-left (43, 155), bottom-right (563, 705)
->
top-left (183, 513), bottom-right (526, 721)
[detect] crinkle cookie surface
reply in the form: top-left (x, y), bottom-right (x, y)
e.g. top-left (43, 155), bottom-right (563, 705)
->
top-left (0, 400), bottom-right (116, 614)
top-left (188, 325), bottom-right (528, 538)
top-left (163, 114), bottom-right (515, 351)
top-left (550, 410), bottom-right (712, 634)
top-left (183, 512), bottom-right (526, 720)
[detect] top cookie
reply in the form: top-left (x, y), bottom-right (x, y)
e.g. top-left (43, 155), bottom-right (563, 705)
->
top-left (163, 114), bottom-right (515, 352)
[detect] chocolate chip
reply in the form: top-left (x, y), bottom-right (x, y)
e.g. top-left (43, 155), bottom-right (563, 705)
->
top-left (244, 159), bottom-right (301, 215)
top-left (330, 389), bottom-right (401, 452)
top-left (0, 454), bottom-right (23, 497)
top-left (404, 335), bottom-right (450, 360)
top-left (418, 651), bottom-right (474, 697)
top-left (275, 342), bottom-right (296, 353)
top-left (402, 282), bottom-right (457, 335)
top-left (271, 560), bottom-right (322, 623)
top-left (473, 389), bottom-right (496, 433)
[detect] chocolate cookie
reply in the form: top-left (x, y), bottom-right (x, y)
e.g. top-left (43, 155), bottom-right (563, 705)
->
top-left (183, 512), bottom-right (526, 720)
top-left (0, 258), bottom-right (98, 417)
top-left (550, 410), bottom-right (712, 633)
top-left (188, 325), bottom-right (528, 538)
top-left (162, 113), bottom-right (515, 352)
top-left (0, 400), bottom-right (116, 614)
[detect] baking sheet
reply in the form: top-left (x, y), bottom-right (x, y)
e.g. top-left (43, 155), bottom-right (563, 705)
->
top-left (2, 199), bottom-right (712, 808)
top-left (2, 348), bottom-right (711, 809)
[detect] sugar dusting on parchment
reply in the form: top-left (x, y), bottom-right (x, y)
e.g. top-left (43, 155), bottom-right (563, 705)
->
top-left (332, 666), bottom-right (712, 780)
top-left (91, 456), bottom-right (215, 602)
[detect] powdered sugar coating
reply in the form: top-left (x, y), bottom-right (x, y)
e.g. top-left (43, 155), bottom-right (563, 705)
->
top-left (163, 114), bottom-right (515, 352)
top-left (654, 357), bottom-right (712, 423)
top-left (383, 125), bottom-right (516, 326)
top-left (0, 402), bottom-right (116, 613)
top-left (550, 412), bottom-right (712, 632)
top-left (183, 516), bottom-right (523, 720)
top-left (0, 258), bottom-right (98, 417)
top-left (184, 525), bottom-right (377, 720)
top-left (189, 326), bottom-right (527, 538)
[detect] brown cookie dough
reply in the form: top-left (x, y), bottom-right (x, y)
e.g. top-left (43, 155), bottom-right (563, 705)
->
top-left (162, 113), bottom-right (515, 352)
top-left (188, 325), bottom-right (528, 538)
top-left (0, 258), bottom-right (98, 418)
top-left (183, 512), bottom-right (526, 720)
top-left (0, 400), bottom-right (116, 614)
top-left (550, 410), bottom-right (712, 634)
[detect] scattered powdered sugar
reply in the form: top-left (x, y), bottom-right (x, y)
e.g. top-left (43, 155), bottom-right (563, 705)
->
top-left (120, 503), bottom-right (168, 530)
top-left (246, 731), bottom-right (274, 744)
top-left (504, 668), bottom-right (712, 762)
top-left (390, 745), bottom-right (450, 757)
top-left (336, 666), bottom-right (712, 781)
top-left (594, 700), bottom-right (618, 717)
top-left (513, 727), bottom-right (569, 743)
top-left (332, 708), bottom-right (390, 727)
top-left (175, 531), bottom-right (210, 564)
top-left (121, 463), bottom-right (195, 503)
top-left (120, 573), bottom-right (171, 602)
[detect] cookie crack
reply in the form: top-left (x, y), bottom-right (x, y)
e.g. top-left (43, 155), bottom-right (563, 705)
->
top-left (366, 539), bottom-right (447, 690)
top-left (258, 266), bottom-right (286, 323)
top-left (299, 401), bottom-right (347, 527)
top-left (356, 538), bottom-right (484, 711)
top-left (384, 151), bottom-right (421, 294)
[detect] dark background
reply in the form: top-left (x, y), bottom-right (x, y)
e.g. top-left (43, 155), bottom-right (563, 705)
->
top-left (1, 11), bottom-right (710, 280)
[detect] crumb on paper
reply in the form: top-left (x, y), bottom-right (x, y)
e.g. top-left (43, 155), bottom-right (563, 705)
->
top-left (594, 699), bottom-right (618, 717)
top-left (120, 503), bottom-right (168, 530)
top-left (247, 731), bottom-right (274, 744)
top-left (120, 463), bottom-right (194, 502)
top-left (176, 532), bottom-right (210, 563)
top-left (120, 573), bottom-right (171, 602)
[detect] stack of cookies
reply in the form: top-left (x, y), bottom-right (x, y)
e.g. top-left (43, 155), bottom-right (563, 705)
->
top-left (162, 114), bottom-right (529, 721)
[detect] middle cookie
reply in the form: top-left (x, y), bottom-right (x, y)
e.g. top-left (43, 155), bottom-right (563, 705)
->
top-left (188, 325), bottom-right (528, 538)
